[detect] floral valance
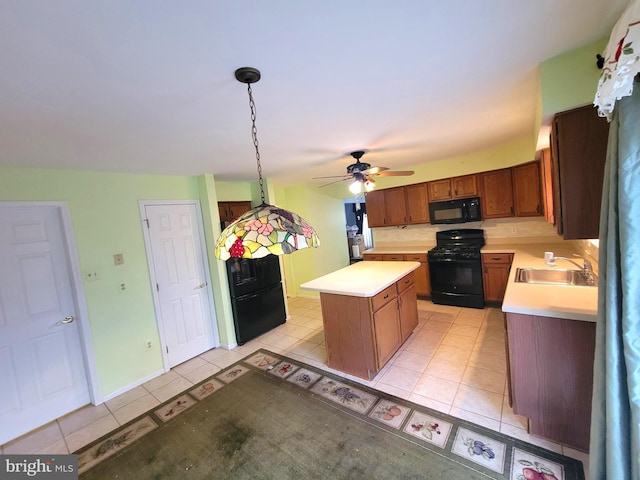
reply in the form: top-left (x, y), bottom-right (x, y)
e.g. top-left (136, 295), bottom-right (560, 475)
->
top-left (594, 0), bottom-right (640, 120)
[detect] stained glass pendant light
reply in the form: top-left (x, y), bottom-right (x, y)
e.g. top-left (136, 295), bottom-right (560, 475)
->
top-left (214, 67), bottom-right (320, 260)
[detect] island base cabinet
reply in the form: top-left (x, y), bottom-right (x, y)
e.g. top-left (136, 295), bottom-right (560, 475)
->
top-left (320, 293), bottom-right (377, 379)
top-left (319, 272), bottom-right (418, 380)
top-left (506, 313), bottom-right (595, 452)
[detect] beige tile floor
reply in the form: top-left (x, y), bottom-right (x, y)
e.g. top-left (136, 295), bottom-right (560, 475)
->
top-left (1, 297), bottom-right (589, 475)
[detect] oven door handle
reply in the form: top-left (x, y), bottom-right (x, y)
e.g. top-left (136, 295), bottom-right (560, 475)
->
top-left (428, 258), bottom-right (480, 264)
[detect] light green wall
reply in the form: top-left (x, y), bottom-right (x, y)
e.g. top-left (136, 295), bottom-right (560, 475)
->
top-left (539, 38), bottom-right (607, 119)
top-left (275, 184), bottom-right (349, 298)
top-left (214, 180), bottom-right (259, 203)
top-left (0, 166), bottom-right (236, 397)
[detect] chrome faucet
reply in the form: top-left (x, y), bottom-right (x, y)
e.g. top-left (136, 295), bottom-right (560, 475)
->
top-left (546, 253), bottom-right (593, 272)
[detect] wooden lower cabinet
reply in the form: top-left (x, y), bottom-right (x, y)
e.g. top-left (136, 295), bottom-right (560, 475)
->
top-left (398, 281), bottom-right (418, 342)
top-left (481, 253), bottom-right (513, 303)
top-left (373, 300), bottom-right (402, 367)
top-left (320, 272), bottom-right (418, 380)
top-left (506, 312), bottom-right (596, 452)
top-left (362, 253), bottom-right (430, 296)
top-left (404, 254), bottom-right (430, 296)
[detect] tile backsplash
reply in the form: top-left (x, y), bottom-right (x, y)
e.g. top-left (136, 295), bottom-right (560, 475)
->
top-left (372, 217), bottom-right (561, 247)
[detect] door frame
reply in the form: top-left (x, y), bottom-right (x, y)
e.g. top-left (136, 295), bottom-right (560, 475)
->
top-left (0, 201), bottom-right (101, 404)
top-left (139, 199), bottom-right (220, 372)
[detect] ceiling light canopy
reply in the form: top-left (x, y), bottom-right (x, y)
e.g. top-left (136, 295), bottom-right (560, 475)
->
top-left (214, 68), bottom-right (320, 260)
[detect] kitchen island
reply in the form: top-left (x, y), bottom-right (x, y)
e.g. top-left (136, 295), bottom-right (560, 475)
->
top-left (300, 261), bottom-right (420, 380)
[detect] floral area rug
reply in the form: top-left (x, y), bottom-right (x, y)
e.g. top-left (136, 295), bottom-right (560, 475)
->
top-left (77, 349), bottom-right (584, 479)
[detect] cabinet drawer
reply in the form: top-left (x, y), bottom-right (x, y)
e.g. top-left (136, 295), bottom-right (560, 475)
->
top-left (404, 254), bottom-right (427, 262)
top-left (384, 254), bottom-right (405, 261)
top-left (396, 272), bottom-right (415, 293)
top-left (363, 254), bottom-right (383, 261)
top-left (482, 253), bottom-right (513, 264)
top-left (372, 284), bottom-right (397, 312)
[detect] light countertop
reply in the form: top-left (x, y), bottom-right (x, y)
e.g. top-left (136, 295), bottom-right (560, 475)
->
top-left (300, 261), bottom-right (420, 297)
top-left (361, 241), bottom-right (598, 322)
top-left (492, 243), bottom-right (598, 322)
top-left (362, 245), bottom-right (434, 255)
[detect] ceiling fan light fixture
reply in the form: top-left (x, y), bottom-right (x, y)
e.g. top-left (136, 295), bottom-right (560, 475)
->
top-left (349, 179), bottom-right (363, 194)
top-left (364, 179), bottom-right (376, 192)
top-left (214, 68), bottom-right (320, 260)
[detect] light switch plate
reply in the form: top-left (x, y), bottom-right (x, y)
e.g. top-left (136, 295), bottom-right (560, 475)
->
top-left (114, 253), bottom-right (124, 265)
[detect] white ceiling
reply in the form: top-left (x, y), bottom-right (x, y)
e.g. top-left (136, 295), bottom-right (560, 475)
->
top-left (0, 1), bottom-right (627, 187)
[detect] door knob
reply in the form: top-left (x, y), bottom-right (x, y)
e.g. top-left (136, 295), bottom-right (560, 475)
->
top-left (195, 282), bottom-right (206, 289)
top-left (57, 316), bottom-right (75, 326)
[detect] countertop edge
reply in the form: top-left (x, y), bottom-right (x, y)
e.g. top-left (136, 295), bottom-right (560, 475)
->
top-left (300, 261), bottom-right (420, 297)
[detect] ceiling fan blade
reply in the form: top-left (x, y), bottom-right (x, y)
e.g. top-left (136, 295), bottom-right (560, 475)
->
top-left (312, 174), bottom-right (352, 180)
top-left (318, 178), bottom-right (351, 187)
top-left (363, 166), bottom-right (389, 175)
top-left (372, 170), bottom-right (415, 177)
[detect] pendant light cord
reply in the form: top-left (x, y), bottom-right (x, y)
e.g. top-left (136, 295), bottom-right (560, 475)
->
top-left (246, 83), bottom-right (266, 205)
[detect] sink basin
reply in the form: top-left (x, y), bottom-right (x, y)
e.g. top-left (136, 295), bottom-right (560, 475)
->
top-left (514, 268), bottom-right (598, 287)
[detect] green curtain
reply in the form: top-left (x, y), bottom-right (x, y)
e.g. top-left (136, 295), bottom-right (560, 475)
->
top-left (589, 85), bottom-right (640, 479)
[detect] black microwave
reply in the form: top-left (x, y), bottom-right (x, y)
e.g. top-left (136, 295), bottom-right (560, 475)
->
top-left (429, 197), bottom-right (481, 225)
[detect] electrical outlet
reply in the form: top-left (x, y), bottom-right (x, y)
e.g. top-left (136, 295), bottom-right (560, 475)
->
top-left (119, 282), bottom-right (127, 293)
top-left (145, 341), bottom-right (152, 350)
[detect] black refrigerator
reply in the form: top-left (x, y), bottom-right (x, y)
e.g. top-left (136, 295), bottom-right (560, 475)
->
top-left (226, 255), bottom-right (286, 345)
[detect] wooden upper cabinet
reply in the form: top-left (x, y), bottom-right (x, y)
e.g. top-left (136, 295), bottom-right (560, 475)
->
top-left (451, 174), bottom-right (478, 198)
top-left (512, 161), bottom-right (543, 217)
top-left (427, 178), bottom-right (452, 201)
top-left (366, 160), bottom-right (546, 226)
top-left (428, 175), bottom-right (478, 201)
top-left (539, 148), bottom-right (555, 225)
top-left (384, 187), bottom-right (408, 225)
top-left (404, 183), bottom-right (430, 224)
top-left (366, 183), bottom-right (428, 227)
top-left (365, 190), bottom-right (386, 227)
top-left (218, 201), bottom-right (252, 222)
top-left (551, 104), bottom-right (609, 239)
top-left (480, 168), bottom-right (514, 219)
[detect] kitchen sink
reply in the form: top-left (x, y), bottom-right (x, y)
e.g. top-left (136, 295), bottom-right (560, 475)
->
top-left (514, 268), bottom-right (598, 287)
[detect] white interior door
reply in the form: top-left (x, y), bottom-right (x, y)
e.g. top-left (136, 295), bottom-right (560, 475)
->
top-left (0, 205), bottom-right (90, 445)
top-left (143, 202), bottom-right (218, 368)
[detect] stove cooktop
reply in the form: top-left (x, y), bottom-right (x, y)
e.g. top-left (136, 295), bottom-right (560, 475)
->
top-left (428, 245), bottom-right (482, 260)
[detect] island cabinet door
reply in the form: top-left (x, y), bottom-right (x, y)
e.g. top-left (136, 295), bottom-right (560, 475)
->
top-left (373, 300), bottom-right (402, 368)
top-left (398, 283), bottom-right (418, 342)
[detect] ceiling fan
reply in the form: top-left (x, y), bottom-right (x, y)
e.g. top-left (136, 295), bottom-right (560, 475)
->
top-left (313, 150), bottom-right (415, 194)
